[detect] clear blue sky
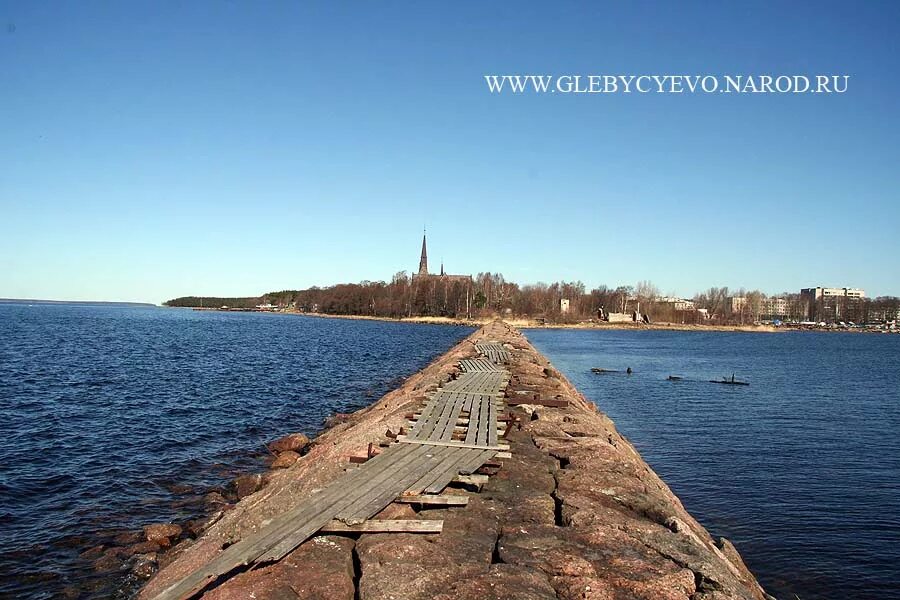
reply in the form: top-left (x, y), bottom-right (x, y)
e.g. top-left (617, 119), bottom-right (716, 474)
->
top-left (1, 1), bottom-right (898, 303)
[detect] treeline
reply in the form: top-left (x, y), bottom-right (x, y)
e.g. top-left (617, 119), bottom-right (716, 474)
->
top-left (165, 276), bottom-right (900, 325)
top-left (164, 296), bottom-right (261, 308)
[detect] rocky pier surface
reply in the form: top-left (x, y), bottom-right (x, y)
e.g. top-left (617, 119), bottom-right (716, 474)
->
top-left (139, 321), bottom-right (771, 600)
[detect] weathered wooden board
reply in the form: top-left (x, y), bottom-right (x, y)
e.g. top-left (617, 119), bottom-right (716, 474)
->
top-left (476, 342), bottom-right (511, 364)
top-left (459, 358), bottom-right (504, 373)
top-left (395, 494), bottom-right (469, 506)
top-left (320, 519), bottom-right (443, 533)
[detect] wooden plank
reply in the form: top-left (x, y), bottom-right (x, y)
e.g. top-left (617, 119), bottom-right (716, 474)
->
top-left (333, 446), bottom-right (456, 524)
top-left (396, 436), bottom-right (508, 451)
top-left (488, 395), bottom-right (498, 447)
top-left (320, 519), bottom-right (443, 534)
top-left (257, 442), bottom-right (432, 559)
top-left (416, 391), bottom-right (457, 440)
top-left (395, 495), bottom-right (469, 506)
top-left (476, 393), bottom-right (490, 446)
top-left (405, 447), bottom-right (481, 495)
top-left (454, 474), bottom-right (489, 486)
top-left (435, 393), bottom-right (467, 442)
top-left (407, 395), bottom-right (444, 439)
top-left (464, 393), bottom-right (482, 446)
top-left (424, 449), bottom-right (494, 494)
top-left (342, 451), bottom-right (458, 521)
top-left (460, 358), bottom-right (503, 373)
top-left (148, 443), bottom-right (423, 600)
top-left (255, 442), bottom-right (433, 561)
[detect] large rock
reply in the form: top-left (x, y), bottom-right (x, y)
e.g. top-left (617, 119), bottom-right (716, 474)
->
top-left (269, 432), bottom-right (310, 453)
top-left (271, 450), bottom-right (301, 468)
top-left (232, 473), bottom-right (263, 499)
top-left (203, 535), bottom-right (355, 600)
top-left (143, 523), bottom-right (182, 546)
top-left (125, 541), bottom-right (162, 556)
top-left (357, 507), bottom-right (500, 600)
top-left (497, 524), bottom-right (696, 599)
top-left (433, 564), bottom-right (557, 600)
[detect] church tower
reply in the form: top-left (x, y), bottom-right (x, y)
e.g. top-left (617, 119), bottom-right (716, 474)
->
top-left (418, 232), bottom-right (428, 277)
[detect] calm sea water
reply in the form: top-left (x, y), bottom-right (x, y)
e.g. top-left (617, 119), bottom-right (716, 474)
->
top-left (0, 304), bottom-right (472, 598)
top-left (525, 328), bottom-right (900, 600)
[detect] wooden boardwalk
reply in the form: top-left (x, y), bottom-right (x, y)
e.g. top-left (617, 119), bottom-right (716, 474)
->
top-left (150, 340), bottom-right (512, 600)
top-left (475, 342), bottom-right (510, 365)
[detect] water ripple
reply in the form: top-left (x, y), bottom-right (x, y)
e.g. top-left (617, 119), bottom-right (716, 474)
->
top-left (0, 304), bottom-right (472, 597)
top-left (526, 328), bottom-right (900, 600)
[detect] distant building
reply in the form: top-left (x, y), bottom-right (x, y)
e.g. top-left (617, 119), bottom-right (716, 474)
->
top-left (656, 296), bottom-right (695, 311)
top-left (729, 297), bottom-right (748, 313)
top-left (760, 297), bottom-right (789, 319)
top-left (412, 231), bottom-right (471, 285)
top-left (560, 298), bottom-right (570, 314)
top-left (800, 287), bottom-right (866, 322)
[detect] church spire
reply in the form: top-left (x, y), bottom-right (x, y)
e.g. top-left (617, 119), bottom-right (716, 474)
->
top-left (418, 229), bottom-right (428, 276)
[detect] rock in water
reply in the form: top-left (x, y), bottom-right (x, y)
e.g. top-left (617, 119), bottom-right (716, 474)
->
top-left (143, 523), bottom-right (182, 546)
top-left (268, 433), bottom-right (310, 453)
top-left (232, 473), bottom-right (264, 499)
top-left (271, 450), bottom-right (301, 469)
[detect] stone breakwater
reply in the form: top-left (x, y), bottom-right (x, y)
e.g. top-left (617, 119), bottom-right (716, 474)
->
top-left (139, 321), bottom-right (770, 600)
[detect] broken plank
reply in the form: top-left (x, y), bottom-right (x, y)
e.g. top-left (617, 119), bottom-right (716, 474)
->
top-left (396, 436), bottom-right (508, 451)
top-left (395, 495), bottom-right (469, 506)
top-left (319, 519), bottom-right (443, 534)
top-left (453, 474), bottom-right (489, 485)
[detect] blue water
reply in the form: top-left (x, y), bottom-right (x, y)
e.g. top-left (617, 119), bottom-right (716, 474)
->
top-left (0, 304), bottom-right (472, 598)
top-left (525, 328), bottom-right (900, 600)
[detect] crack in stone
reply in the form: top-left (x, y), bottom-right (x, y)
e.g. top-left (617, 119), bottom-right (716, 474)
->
top-left (351, 541), bottom-right (362, 600)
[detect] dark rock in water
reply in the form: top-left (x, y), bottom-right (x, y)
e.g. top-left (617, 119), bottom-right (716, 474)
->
top-left (126, 541), bottom-right (162, 556)
top-left (92, 547), bottom-right (126, 572)
top-left (271, 450), bottom-right (301, 469)
top-left (268, 432), bottom-right (310, 453)
top-left (132, 553), bottom-right (158, 579)
top-left (232, 473), bottom-right (264, 499)
top-left (113, 531), bottom-right (144, 546)
top-left (204, 491), bottom-right (229, 507)
top-left (79, 545), bottom-right (106, 561)
top-left (143, 523), bottom-right (182, 546)
top-left (166, 482), bottom-right (195, 495)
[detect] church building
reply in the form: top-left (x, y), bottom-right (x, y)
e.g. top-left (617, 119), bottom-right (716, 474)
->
top-left (413, 232), bottom-right (471, 284)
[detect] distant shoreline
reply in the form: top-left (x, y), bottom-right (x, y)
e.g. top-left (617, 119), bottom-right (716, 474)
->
top-left (0, 298), bottom-right (156, 307)
top-left (264, 309), bottom-right (786, 333)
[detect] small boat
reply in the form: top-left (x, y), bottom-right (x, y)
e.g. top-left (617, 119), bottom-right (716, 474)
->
top-left (591, 368), bottom-right (620, 374)
top-left (709, 374), bottom-right (749, 386)
top-left (666, 375), bottom-right (683, 381)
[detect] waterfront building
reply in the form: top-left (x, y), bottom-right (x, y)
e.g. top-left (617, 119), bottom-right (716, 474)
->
top-left (656, 296), bottom-right (695, 311)
top-left (729, 296), bottom-right (748, 313)
top-left (760, 297), bottom-right (790, 319)
top-left (800, 287), bottom-right (866, 322)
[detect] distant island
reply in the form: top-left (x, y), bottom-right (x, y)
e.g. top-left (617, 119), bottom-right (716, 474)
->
top-left (0, 298), bottom-right (156, 307)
